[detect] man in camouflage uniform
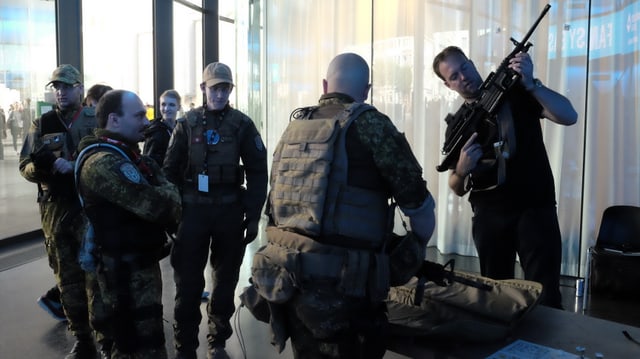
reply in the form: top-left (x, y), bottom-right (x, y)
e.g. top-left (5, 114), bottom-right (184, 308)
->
top-left (163, 62), bottom-right (268, 359)
top-left (253, 53), bottom-right (436, 358)
top-left (19, 64), bottom-right (109, 359)
top-left (76, 89), bottom-right (182, 359)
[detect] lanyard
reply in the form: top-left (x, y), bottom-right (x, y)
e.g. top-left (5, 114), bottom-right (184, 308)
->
top-left (66, 108), bottom-right (83, 129)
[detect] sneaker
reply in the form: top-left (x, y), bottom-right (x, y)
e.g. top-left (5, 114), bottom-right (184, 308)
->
top-left (207, 346), bottom-right (230, 359)
top-left (64, 339), bottom-right (97, 359)
top-left (37, 294), bottom-right (67, 321)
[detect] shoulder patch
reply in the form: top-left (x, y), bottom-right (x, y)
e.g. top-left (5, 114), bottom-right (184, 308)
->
top-left (118, 162), bottom-right (142, 183)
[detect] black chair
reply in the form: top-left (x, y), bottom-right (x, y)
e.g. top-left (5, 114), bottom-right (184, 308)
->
top-left (586, 205), bottom-right (640, 301)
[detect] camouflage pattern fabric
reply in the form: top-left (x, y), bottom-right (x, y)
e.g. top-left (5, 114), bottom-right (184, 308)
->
top-left (96, 259), bottom-right (167, 359)
top-left (77, 130), bottom-right (181, 358)
top-left (19, 106), bottom-right (103, 342)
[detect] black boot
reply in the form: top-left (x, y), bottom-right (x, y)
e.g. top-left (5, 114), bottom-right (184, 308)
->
top-left (64, 337), bottom-right (97, 359)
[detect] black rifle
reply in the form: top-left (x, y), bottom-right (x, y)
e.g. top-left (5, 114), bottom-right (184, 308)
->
top-left (413, 259), bottom-right (493, 305)
top-left (436, 4), bottom-right (551, 172)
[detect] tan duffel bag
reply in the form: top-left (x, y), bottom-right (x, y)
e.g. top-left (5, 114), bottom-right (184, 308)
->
top-left (386, 266), bottom-right (542, 343)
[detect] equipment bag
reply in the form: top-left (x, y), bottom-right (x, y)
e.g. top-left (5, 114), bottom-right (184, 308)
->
top-left (386, 272), bottom-right (542, 343)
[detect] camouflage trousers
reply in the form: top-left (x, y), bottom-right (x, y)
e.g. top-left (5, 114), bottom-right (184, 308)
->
top-left (97, 256), bottom-right (167, 359)
top-left (41, 200), bottom-right (109, 345)
top-left (283, 285), bottom-right (389, 359)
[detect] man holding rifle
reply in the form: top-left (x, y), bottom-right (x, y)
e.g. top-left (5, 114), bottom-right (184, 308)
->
top-left (432, 45), bottom-right (576, 309)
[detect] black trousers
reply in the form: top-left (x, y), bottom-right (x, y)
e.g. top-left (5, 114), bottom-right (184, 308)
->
top-left (472, 205), bottom-right (563, 309)
top-left (171, 200), bottom-right (245, 354)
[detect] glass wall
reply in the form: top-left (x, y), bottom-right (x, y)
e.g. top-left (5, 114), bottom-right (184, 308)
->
top-left (174, 2), bottom-right (203, 114)
top-left (83, 1), bottom-right (153, 105)
top-left (0, 0), bottom-right (56, 238)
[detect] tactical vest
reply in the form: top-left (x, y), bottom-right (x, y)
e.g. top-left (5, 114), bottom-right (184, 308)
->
top-left (40, 107), bottom-right (96, 161)
top-left (269, 102), bottom-right (389, 248)
top-left (76, 144), bottom-right (166, 254)
top-left (181, 108), bottom-right (245, 202)
top-left (38, 107), bottom-right (96, 199)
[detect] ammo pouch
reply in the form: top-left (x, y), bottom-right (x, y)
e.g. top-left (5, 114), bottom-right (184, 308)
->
top-left (386, 273), bottom-right (542, 343)
top-left (205, 164), bottom-right (244, 186)
top-left (251, 242), bottom-right (299, 303)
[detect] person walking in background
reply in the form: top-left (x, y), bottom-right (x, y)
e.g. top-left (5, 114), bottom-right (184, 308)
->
top-left (250, 53), bottom-right (436, 358)
top-left (163, 62), bottom-right (268, 359)
top-left (19, 65), bottom-right (110, 359)
top-left (432, 46), bottom-right (577, 309)
top-left (76, 89), bottom-right (181, 359)
top-left (7, 103), bottom-right (21, 153)
top-left (22, 98), bottom-right (34, 141)
top-left (143, 89), bottom-right (181, 165)
top-left (0, 106), bottom-right (5, 160)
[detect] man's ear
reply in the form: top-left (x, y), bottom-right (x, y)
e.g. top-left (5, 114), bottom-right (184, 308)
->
top-left (106, 112), bottom-right (119, 129)
top-left (200, 82), bottom-right (206, 93)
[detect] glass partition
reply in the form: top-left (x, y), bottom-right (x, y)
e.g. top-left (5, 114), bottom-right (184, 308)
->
top-left (83, 1), bottom-right (153, 104)
top-left (0, 0), bottom-right (56, 238)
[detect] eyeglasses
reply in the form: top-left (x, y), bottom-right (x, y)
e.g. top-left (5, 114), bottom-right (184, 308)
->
top-left (49, 83), bottom-right (81, 91)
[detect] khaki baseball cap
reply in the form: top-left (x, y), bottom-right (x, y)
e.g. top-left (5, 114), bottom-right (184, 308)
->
top-left (47, 64), bottom-right (82, 86)
top-left (202, 62), bottom-right (233, 87)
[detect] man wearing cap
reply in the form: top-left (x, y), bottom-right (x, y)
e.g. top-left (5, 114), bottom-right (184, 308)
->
top-left (163, 62), bottom-right (268, 359)
top-left (19, 64), bottom-right (109, 359)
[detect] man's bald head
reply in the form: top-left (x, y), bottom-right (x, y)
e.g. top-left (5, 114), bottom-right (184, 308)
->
top-left (323, 53), bottom-right (371, 103)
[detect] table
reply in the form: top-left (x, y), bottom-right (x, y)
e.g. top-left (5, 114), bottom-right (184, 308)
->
top-left (388, 305), bottom-right (640, 358)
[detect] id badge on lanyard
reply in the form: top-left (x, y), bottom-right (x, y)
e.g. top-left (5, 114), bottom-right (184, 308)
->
top-left (198, 173), bottom-right (209, 192)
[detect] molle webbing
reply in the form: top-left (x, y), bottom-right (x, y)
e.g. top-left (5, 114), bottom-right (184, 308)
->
top-left (270, 102), bottom-right (388, 246)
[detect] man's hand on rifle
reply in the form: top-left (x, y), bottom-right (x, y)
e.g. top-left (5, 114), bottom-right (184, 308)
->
top-left (455, 132), bottom-right (481, 177)
top-left (508, 52), bottom-right (535, 89)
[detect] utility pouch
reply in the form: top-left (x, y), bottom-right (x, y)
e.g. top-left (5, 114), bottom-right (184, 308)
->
top-left (251, 243), bottom-right (299, 303)
top-left (41, 132), bottom-right (67, 158)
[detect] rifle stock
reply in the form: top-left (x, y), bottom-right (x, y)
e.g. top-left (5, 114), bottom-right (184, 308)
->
top-left (436, 4), bottom-right (551, 173)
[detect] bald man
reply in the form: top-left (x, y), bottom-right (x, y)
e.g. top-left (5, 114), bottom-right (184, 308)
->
top-left (252, 53), bottom-right (436, 358)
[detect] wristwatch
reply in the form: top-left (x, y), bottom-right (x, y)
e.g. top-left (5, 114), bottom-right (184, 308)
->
top-left (527, 78), bottom-right (543, 91)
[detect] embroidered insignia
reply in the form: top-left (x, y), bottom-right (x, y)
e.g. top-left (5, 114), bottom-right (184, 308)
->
top-left (119, 162), bottom-right (141, 183)
top-left (254, 135), bottom-right (265, 151)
